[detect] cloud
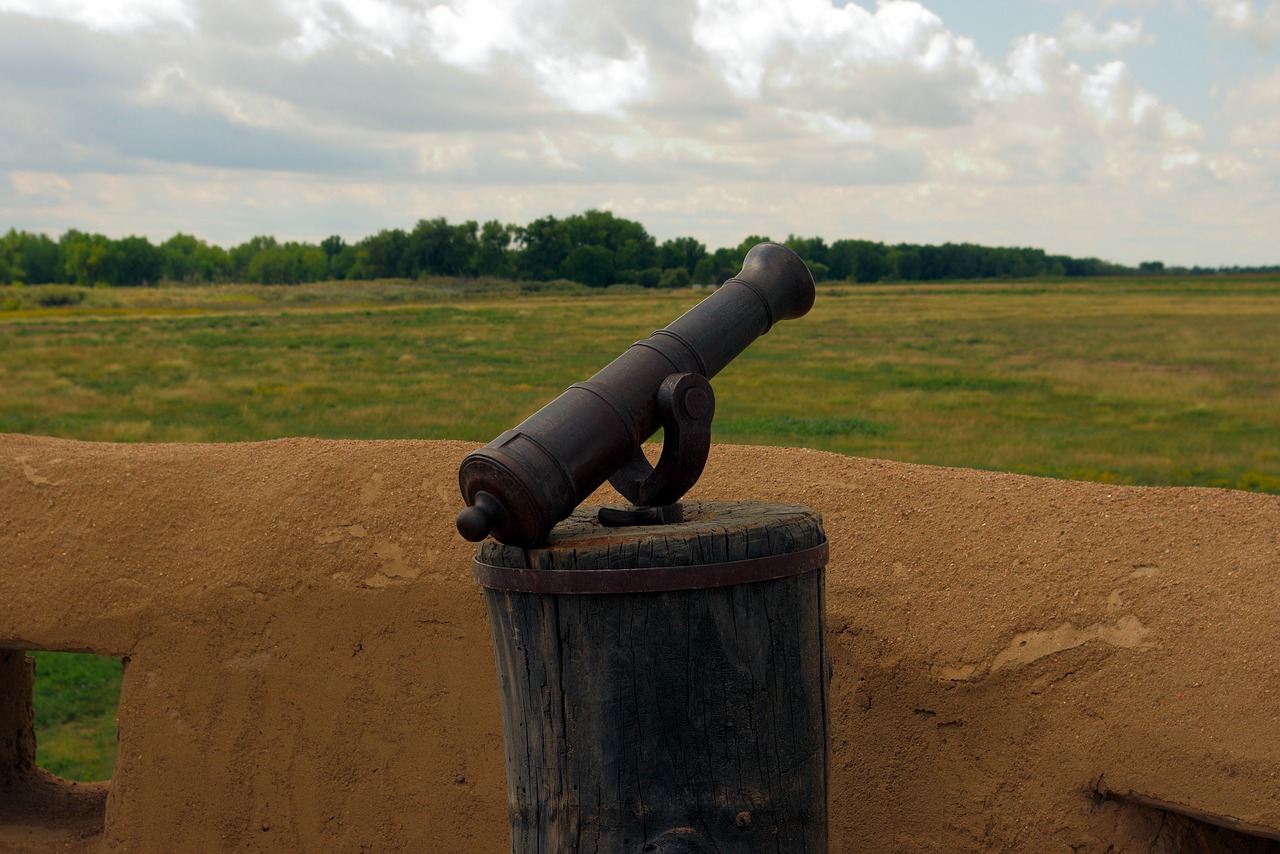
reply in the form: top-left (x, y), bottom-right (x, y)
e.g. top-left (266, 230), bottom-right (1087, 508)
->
top-left (419, 0), bottom-right (536, 68)
top-left (1059, 12), bottom-right (1151, 51)
top-left (691, 0), bottom-right (989, 126)
top-left (10, 171), bottom-right (73, 199)
top-left (528, 46), bottom-right (652, 116)
top-left (682, 1), bottom-right (1205, 195)
top-left (1223, 65), bottom-right (1280, 155)
top-left (262, 0), bottom-right (654, 116)
top-left (0, 0), bottom-right (194, 32)
top-left (0, 0), bottom-right (1277, 265)
top-left (1199, 0), bottom-right (1280, 48)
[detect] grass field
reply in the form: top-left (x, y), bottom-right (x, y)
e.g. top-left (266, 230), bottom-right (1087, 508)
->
top-left (27, 652), bottom-right (122, 782)
top-left (3, 276), bottom-right (1279, 490)
top-left (5, 274), bottom-right (1280, 781)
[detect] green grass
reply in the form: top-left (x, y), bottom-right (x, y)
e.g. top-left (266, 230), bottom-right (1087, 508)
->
top-left (2, 275), bottom-right (1278, 492)
top-left (29, 652), bottom-right (122, 782)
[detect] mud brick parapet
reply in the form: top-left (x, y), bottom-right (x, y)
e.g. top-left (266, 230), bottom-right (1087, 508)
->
top-left (2, 434), bottom-right (1278, 852)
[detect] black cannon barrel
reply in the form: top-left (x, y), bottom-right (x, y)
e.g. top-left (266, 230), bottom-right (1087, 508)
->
top-left (456, 242), bottom-right (815, 547)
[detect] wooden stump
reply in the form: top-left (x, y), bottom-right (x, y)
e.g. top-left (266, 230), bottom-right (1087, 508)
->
top-left (476, 500), bottom-right (829, 854)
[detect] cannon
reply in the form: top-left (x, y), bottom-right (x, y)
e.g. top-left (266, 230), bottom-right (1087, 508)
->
top-left (456, 242), bottom-right (816, 547)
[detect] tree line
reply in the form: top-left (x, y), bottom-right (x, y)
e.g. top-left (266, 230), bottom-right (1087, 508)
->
top-left (1, 210), bottom-right (1272, 289)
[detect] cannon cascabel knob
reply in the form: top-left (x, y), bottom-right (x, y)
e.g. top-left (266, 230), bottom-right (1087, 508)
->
top-left (456, 491), bottom-right (508, 542)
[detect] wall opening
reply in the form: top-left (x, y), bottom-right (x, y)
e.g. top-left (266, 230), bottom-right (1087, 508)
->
top-left (1, 648), bottom-right (120, 845)
top-left (28, 651), bottom-right (123, 783)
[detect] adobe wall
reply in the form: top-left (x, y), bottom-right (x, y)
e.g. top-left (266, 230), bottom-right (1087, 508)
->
top-left (1, 434), bottom-right (1277, 852)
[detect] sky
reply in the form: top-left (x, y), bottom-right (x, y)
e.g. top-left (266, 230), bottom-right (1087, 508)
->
top-left (1, 0), bottom-right (1278, 267)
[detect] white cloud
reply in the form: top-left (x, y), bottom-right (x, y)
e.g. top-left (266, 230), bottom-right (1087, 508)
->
top-left (1060, 12), bottom-right (1150, 51)
top-left (421, 0), bottom-right (527, 69)
top-left (415, 138), bottom-right (476, 174)
top-left (2, 0), bottom-right (1279, 266)
top-left (979, 33), bottom-right (1060, 98)
top-left (138, 64), bottom-right (313, 132)
top-left (691, 0), bottom-right (999, 134)
top-left (10, 171), bottom-right (72, 198)
top-left (530, 47), bottom-right (652, 117)
top-left (685, 0), bottom-right (1203, 196)
top-left (0, 0), bottom-right (195, 32)
top-left (692, 0), bottom-right (985, 101)
top-left (0, 0), bottom-right (653, 117)
top-left (1224, 66), bottom-right (1280, 149)
top-left (274, 0), bottom-right (418, 58)
top-left (779, 109), bottom-right (876, 142)
top-left (1080, 60), bottom-right (1132, 124)
top-left (262, 0), bottom-right (653, 116)
top-left (1199, 0), bottom-right (1280, 48)
top-left (1075, 60), bottom-right (1201, 141)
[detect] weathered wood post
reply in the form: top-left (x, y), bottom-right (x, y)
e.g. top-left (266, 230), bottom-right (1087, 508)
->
top-left (1, 650), bottom-right (35, 784)
top-left (473, 500), bottom-right (829, 853)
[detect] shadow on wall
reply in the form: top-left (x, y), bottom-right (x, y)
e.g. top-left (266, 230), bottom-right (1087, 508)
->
top-left (1, 434), bottom-right (1279, 853)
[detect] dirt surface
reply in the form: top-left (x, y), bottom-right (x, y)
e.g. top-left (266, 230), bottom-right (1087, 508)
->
top-left (1, 434), bottom-right (1278, 852)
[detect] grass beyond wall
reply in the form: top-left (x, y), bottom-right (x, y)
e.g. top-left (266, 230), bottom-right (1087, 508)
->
top-left (3, 276), bottom-right (1278, 493)
top-left (28, 652), bottom-right (122, 782)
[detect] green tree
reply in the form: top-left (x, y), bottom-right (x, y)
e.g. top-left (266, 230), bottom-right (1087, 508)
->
top-left (474, 220), bottom-right (513, 277)
top-left (693, 246), bottom-right (738, 284)
top-left (161, 233), bottom-right (229, 283)
top-left (320, 235), bottom-right (346, 260)
top-left (328, 245), bottom-right (359, 280)
top-left (342, 246), bottom-right (370, 280)
top-left (0, 253), bottom-right (19, 285)
top-left (358, 229), bottom-right (410, 279)
top-left (2, 230), bottom-right (63, 284)
top-left (406, 217), bottom-right (478, 277)
top-left (783, 235), bottom-right (829, 278)
top-left (560, 245), bottom-right (614, 287)
top-left (230, 236), bottom-right (279, 282)
top-left (160, 233), bottom-right (199, 281)
top-left (246, 242), bottom-right (328, 284)
top-left (826, 239), bottom-right (891, 283)
top-left (562, 210), bottom-right (658, 280)
top-left (659, 236), bottom-right (707, 276)
top-left (320, 235), bottom-right (347, 279)
top-left (61, 230), bottom-right (112, 286)
top-left (515, 215), bottom-right (572, 280)
top-left (0, 214), bottom-right (1147, 288)
top-left (0, 229), bottom-right (24, 284)
top-left (890, 246), bottom-right (922, 281)
top-left (636, 267), bottom-right (663, 288)
top-left (105, 236), bottom-right (163, 286)
top-left (658, 267), bottom-right (691, 288)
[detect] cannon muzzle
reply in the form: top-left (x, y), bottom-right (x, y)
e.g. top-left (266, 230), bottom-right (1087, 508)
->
top-left (456, 242), bottom-right (815, 547)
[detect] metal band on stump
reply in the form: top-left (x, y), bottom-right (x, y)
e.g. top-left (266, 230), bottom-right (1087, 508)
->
top-left (473, 540), bottom-right (828, 594)
top-left (479, 500), bottom-right (830, 854)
